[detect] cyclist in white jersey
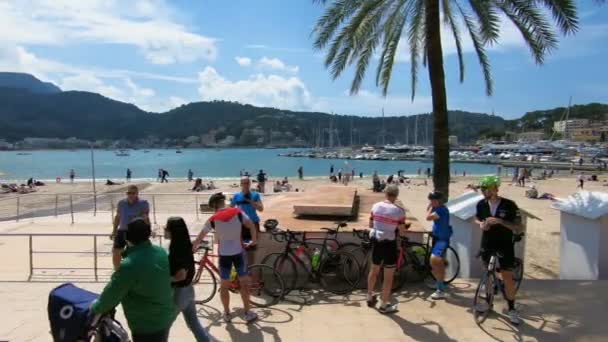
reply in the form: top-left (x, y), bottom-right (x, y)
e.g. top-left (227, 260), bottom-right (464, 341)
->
top-left (367, 184), bottom-right (407, 314)
top-left (192, 193), bottom-right (258, 324)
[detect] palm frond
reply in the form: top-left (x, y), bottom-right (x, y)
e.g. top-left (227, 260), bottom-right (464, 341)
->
top-left (406, 0), bottom-right (425, 100)
top-left (442, 0), bottom-right (465, 83)
top-left (496, 0), bottom-right (558, 64)
top-left (375, 0), bottom-right (409, 86)
top-left (469, 0), bottom-right (501, 44)
top-left (456, 3), bottom-right (493, 96)
top-left (534, 0), bottom-right (579, 34)
top-left (312, 0), bottom-right (365, 50)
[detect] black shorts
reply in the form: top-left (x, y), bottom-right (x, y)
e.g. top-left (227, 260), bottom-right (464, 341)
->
top-left (113, 230), bottom-right (127, 249)
top-left (371, 238), bottom-right (398, 267)
top-left (480, 241), bottom-right (515, 270)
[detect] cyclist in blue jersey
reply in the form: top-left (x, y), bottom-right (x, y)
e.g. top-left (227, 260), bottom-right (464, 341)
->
top-left (426, 191), bottom-right (452, 300)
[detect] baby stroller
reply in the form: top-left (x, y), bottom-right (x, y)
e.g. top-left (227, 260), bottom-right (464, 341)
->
top-left (48, 283), bottom-right (130, 342)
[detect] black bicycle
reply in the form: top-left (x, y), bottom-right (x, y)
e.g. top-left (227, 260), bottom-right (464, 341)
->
top-left (473, 234), bottom-right (524, 324)
top-left (262, 227), bottom-right (361, 295)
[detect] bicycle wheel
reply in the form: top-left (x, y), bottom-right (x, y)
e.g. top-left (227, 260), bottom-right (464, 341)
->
top-left (339, 242), bottom-right (368, 270)
top-left (247, 264), bottom-right (285, 307)
top-left (425, 245), bottom-right (461, 285)
top-left (512, 257), bottom-right (524, 292)
top-left (319, 250), bottom-right (361, 295)
top-left (192, 263), bottom-right (217, 304)
top-left (261, 252), bottom-right (298, 294)
top-left (473, 271), bottom-right (495, 324)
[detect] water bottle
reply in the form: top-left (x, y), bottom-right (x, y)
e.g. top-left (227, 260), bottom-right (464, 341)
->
top-left (230, 266), bottom-right (237, 281)
top-left (311, 248), bottom-right (321, 271)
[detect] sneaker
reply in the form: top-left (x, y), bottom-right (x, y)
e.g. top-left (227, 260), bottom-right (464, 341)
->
top-left (366, 294), bottom-right (378, 308)
top-left (378, 303), bottom-right (398, 314)
top-left (223, 312), bottom-right (232, 323)
top-left (508, 309), bottom-right (521, 325)
top-left (430, 290), bottom-right (447, 300)
top-left (244, 310), bottom-right (258, 323)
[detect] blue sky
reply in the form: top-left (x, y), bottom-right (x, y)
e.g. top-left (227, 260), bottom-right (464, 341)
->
top-left (0, 0), bottom-right (606, 119)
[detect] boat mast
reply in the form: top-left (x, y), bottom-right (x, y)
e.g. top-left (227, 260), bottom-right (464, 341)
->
top-left (551, 96), bottom-right (572, 141)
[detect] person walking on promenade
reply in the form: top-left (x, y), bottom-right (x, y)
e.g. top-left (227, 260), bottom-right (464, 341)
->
top-left (161, 169), bottom-right (169, 183)
top-left (126, 168), bottom-right (132, 183)
top-left (111, 185), bottom-right (150, 269)
top-left (297, 166), bottom-right (303, 180)
top-left (165, 217), bottom-right (210, 341)
top-left (69, 169), bottom-right (75, 184)
top-left (188, 169), bottom-right (194, 182)
top-left (93, 219), bottom-right (177, 342)
top-left (366, 184), bottom-right (406, 314)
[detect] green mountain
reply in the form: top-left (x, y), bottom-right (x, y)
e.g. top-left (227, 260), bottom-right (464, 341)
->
top-left (0, 73), bottom-right (606, 146)
top-left (0, 72), bottom-right (61, 94)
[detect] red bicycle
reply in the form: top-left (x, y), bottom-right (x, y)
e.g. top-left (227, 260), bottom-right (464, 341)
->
top-left (192, 241), bottom-right (285, 308)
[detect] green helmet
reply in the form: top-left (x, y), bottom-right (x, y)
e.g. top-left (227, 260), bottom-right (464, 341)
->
top-left (479, 175), bottom-right (501, 189)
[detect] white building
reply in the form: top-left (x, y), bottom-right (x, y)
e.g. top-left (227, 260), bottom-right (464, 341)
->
top-left (553, 119), bottom-right (589, 133)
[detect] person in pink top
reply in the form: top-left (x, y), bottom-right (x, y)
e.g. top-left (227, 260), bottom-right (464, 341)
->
top-left (366, 184), bottom-right (407, 314)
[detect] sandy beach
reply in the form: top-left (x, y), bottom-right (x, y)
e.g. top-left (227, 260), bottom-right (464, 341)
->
top-left (1, 172), bottom-right (607, 280)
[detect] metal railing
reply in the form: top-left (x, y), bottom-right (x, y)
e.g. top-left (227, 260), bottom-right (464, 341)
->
top-left (0, 192), bottom-right (278, 223)
top-left (0, 232), bottom-right (215, 282)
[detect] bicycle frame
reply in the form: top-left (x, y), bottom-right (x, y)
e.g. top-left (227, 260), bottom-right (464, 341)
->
top-left (195, 248), bottom-right (245, 290)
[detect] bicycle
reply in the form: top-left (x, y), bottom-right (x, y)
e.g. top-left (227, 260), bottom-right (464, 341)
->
top-left (338, 227), bottom-right (461, 291)
top-left (192, 241), bottom-right (285, 308)
top-left (473, 234), bottom-right (525, 324)
top-left (262, 227), bottom-right (361, 295)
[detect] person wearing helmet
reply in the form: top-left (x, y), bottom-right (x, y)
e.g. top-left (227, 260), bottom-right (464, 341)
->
top-left (192, 192), bottom-right (258, 324)
top-left (425, 191), bottom-right (452, 300)
top-left (474, 176), bottom-right (523, 325)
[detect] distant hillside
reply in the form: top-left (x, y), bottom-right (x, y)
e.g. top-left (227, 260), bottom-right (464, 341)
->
top-left (506, 103), bottom-right (608, 134)
top-left (0, 73), bottom-right (606, 146)
top-left (0, 72), bottom-right (61, 94)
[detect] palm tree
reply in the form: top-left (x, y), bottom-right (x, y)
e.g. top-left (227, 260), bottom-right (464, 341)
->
top-left (312, 0), bottom-right (578, 197)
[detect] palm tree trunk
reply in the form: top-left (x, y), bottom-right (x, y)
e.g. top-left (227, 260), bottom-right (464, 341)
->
top-left (425, 0), bottom-right (450, 198)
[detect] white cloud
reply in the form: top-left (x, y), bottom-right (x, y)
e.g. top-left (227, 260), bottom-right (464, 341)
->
top-left (0, 0), bottom-right (217, 65)
top-left (313, 90), bottom-right (433, 116)
top-left (257, 57), bottom-right (299, 74)
top-left (245, 44), bottom-right (308, 53)
top-left (197, 67), bottom-right (312, 110)
top-left (235, 57), bottom-right (252, 67)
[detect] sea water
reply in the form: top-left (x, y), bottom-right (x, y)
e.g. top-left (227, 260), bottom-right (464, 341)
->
top-left (0, 148), bottom-right (498, 182)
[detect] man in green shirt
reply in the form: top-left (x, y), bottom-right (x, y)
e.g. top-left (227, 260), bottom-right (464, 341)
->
top-left (92, 219), bottom-right (177, 341)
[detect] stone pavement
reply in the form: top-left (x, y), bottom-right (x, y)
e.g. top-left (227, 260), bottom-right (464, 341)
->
top-left (1, 279), bottom-right (607, 341)
top-left (1, 214), bottom-right (607, 341)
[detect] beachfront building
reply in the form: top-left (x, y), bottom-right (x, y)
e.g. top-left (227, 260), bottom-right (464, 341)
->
top-left (518, 131), bottom-right (545, 142)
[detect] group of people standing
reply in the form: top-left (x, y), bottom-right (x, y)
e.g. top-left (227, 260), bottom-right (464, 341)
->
top-left (366, 176), bottom-right (523, 325)
top-left (96, 177), bottom-right (265, 341)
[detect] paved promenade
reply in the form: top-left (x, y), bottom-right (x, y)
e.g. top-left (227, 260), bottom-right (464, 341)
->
top-left (1, 279), bottom-right (606, 341)
top-left (1, 214), bottom-right (607, 341)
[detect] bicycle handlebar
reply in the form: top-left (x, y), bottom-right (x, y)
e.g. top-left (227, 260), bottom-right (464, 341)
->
top-left (352, 229), bottom-right (370, 241)
top-left (270, 229), bottom-right (305, 244)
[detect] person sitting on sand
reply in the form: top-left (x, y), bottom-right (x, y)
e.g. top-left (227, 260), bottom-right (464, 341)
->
top-left (282, 177), bottom-right (289, 186)
top-left (273, 181), bottom-right (282, 193)
top-left (192, 178), bottom-right (204, 192)
top-left (525, 186), bottom-right (539, 199)
top-left (106, 179), bottom-right (123, 186)
top-left (27, 178), bottom-right (34, 188)
top-left (207, 181), bottom-right (216, 190)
